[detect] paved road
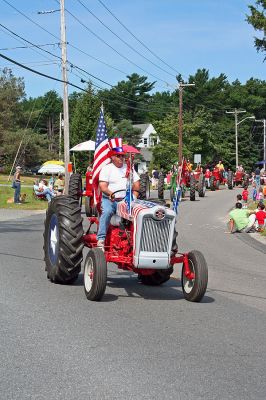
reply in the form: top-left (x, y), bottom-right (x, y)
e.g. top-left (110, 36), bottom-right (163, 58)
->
top-left (0, 189), bottom-right (265, 400)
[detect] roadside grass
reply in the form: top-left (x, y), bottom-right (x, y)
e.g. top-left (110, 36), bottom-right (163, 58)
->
top-left (0, 173), bottom-right (43, 185)
top-left (0, 185), bottom-right (48, 210)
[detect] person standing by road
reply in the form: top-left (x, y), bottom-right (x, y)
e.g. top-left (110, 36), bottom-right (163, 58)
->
top-left (255, 166), bottom-right (261, 186)
top-left (12, 166), bottom-right (22, 204)
top-left (242, 186), bottom-right (249, 208)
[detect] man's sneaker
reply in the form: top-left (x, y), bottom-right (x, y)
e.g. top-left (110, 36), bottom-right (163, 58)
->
top-left (97, 240), bottom-right (105, 250)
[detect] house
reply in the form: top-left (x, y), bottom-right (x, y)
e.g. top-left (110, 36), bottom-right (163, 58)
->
top-left (133, 123), bottom-right (159, 173)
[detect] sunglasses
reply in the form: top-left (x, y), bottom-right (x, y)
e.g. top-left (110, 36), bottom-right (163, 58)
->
top-left (114, 154), bottom-right (125, 158)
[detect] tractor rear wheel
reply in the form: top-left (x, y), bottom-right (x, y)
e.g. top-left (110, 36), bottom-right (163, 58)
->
top-left (85, 196), bottom-right (98, 217)
top-left (210, 176), bottom-right (216, 191)
top-left (69, 173), bottom-right (83, 206)
top-left (198, 174), bottom-right (206, 197)
top-left (139, 173), bottom-right (150, 200)
top-left (227, 170), bottom-right (233, 189)
top-left (243, 174), bottom-right (249, 187)
top-left (190, 176), bottom-right (196, 201)
top-left (139, 267), bottom-right (173, 286)
top-left (158, 174), bottom-right (165, 199)
top-left (84, 248), bottom-right (107, 301)
top-left (182, 250), bottom-right (208, 302)
top-left (44, 196), bottom-right (84, 284)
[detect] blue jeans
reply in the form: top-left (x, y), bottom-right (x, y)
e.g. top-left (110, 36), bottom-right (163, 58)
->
top-left (14, 182), bottom-right (21, 203)
top-left (97, 196), bottom-right (117, 241)
top-left (36, 188), bottom-right (53, 202)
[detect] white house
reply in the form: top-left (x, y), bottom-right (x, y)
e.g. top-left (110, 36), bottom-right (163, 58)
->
top-left (133, 123), bottom-right (160, 173)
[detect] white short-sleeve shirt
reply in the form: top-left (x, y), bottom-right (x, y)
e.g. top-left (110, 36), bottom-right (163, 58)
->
top-left (99, 163), bottom-right (140, 198)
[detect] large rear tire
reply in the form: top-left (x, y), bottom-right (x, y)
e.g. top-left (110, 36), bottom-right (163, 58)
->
top-left (243, 174), bottom-right (249, 187)
top-left (85, 196), bottom-right (98, 217)
top-left (84, 248), bottom-right (107, 301)
top-left (139, 267), bottom-right (173, 286)
top-left (44, 196), bottom-right (84, 284)
top-left (198, 174), bottom-right (206, 197)
top-left (227, 170), bottom-right (233, 189)
top-left (182, 250), bottom-right (208, 302)
top-left (210, 176), bottom-right (216, 191)
top-left (139, 173), bottom-right (150, 200)
top-left (69, 173), bottom-right (82, 206)
top-left (158, 174), bottom-right (165, 199)
top-left (190, 176), bottom-right (196, 201)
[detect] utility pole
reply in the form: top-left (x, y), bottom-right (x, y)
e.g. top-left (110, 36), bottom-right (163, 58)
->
top-left (59, 112), bottom-right (62, 161)
top-left (60, 0), bottom-right (70, 193)
top-left (178, 83), bottom-right (195, 163)
top-left (226, 109), bottom-right (246, 169)
top-left (255, 119), bottom-right (266, 171)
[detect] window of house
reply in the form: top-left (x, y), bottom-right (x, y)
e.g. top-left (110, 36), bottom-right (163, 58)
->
top-left (144, 138), bottom-right (148, 146)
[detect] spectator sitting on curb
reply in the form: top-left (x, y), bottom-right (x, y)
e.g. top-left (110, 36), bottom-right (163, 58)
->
top-left (227, 202), bottom-right (256, 233)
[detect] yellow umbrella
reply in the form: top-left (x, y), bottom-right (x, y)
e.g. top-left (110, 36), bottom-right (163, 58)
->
top-left (43, 160), bottom-right (64, 166)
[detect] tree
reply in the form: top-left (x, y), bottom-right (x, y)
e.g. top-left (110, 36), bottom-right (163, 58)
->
top-left (0, 68), bottom-right (25, 135)
top-left (100, 73), bottom-right (155, 122)
top-left (246, 1), bottom-right (266, 57)
top-left (110, 119), bottom-right (141, 146)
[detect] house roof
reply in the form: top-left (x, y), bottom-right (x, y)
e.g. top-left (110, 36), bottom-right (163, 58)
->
top-left (140, 148), bottom-right (152, 162)
top-left (133, 123), bottom-right (150, 133)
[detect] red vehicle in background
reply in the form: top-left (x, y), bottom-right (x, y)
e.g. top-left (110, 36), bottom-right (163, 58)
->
top-left (233, 169), bottom-right (249, 187)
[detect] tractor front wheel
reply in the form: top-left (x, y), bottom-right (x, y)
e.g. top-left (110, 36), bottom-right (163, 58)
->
top-left (84, 248), bottom-right (107, 301)
top-left (139, 267), bottom-right (173, 286)
top-left (44, 196), bottom-right (84, 284)
top-left (85, 196), bottom-right (98, 217)
top-left (182, 250), bottom-right (208, 302)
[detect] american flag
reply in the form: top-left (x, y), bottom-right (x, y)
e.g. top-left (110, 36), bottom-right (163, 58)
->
top-left (92, 108), bottom-right (110, 204)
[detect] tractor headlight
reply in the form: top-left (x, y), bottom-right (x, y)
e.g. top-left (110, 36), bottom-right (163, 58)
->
top-left (153, 208), bottom-right (166, 220)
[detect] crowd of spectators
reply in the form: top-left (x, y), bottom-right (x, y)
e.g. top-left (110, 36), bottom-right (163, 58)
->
top-left (33, 174), bottom-right (65, 202)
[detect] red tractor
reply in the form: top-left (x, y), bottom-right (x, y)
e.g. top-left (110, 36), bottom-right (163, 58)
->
top-left (233, 170), bottom-right (249, 188)
top-left (44, 173), bottom-right (208, 303)
top-left (159, 161), bottom-right (206, 201)
top-left (209, 168), bottom-right (233, 191)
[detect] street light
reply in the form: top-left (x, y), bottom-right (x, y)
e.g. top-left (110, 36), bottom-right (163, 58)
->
top-left (226, 109), bottom-right (255, 169)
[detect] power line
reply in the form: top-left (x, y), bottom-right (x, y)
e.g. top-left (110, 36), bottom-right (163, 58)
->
top-left (54, 0), bottom-right (172, 86)
top-left (97, 0), bottom-right (185, 78)
top-left (0, 42), bottom-right (60, 51)
top-left (77, 0), bottom-right (176, 79)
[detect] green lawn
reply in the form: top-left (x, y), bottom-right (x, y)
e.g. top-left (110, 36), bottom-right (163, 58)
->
top-left (0, 185), bottom-right (48, 210)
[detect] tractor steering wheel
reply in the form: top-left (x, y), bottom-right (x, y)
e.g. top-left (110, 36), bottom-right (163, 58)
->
top-left (110, 189), bottom-right (140, 201)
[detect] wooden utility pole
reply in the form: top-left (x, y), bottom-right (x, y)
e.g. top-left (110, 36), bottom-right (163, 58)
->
top-left (60, 0), bottom-right (70, 193)
top-left (178, 83), bottom-right (195, 163)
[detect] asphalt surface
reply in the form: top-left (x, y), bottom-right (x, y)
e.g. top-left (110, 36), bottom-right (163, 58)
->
top-left (0, 189), bottom-right (266, 400)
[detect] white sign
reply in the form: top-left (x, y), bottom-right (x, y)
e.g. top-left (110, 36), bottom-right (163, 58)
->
top-left (194, 154), bottom-right (201, 164)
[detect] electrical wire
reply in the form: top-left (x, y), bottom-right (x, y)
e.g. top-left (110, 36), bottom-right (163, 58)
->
top-left (54, 0), bottom-right (173, 86)
top-left (97, 0), bottom-right (185, 78)
top-left (77, 0), bottom-right (176, 78)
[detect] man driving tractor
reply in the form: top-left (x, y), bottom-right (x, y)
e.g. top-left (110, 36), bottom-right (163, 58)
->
top-left (97, 138), bottom-right (140, 248)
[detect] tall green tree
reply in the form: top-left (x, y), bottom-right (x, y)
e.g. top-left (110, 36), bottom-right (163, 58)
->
top-left (246, 0), bottom-right (266, 57)
top-left (100, 73), bottom-right (155, 122)
top-left (110, 119), bottom-right (141, 146)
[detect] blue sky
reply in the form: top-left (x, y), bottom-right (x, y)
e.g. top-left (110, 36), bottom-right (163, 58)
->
top-left (0, 0), bottom-right (265, 98)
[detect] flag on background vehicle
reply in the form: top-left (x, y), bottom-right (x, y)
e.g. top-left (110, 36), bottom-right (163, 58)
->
top-left (92, 108), bottom-right (110, 204)
top-left (172, 186), bottom-right (181, 214)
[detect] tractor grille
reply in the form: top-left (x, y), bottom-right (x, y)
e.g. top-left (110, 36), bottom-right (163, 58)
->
top-left (140, 216), bottom-right (172, 252)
